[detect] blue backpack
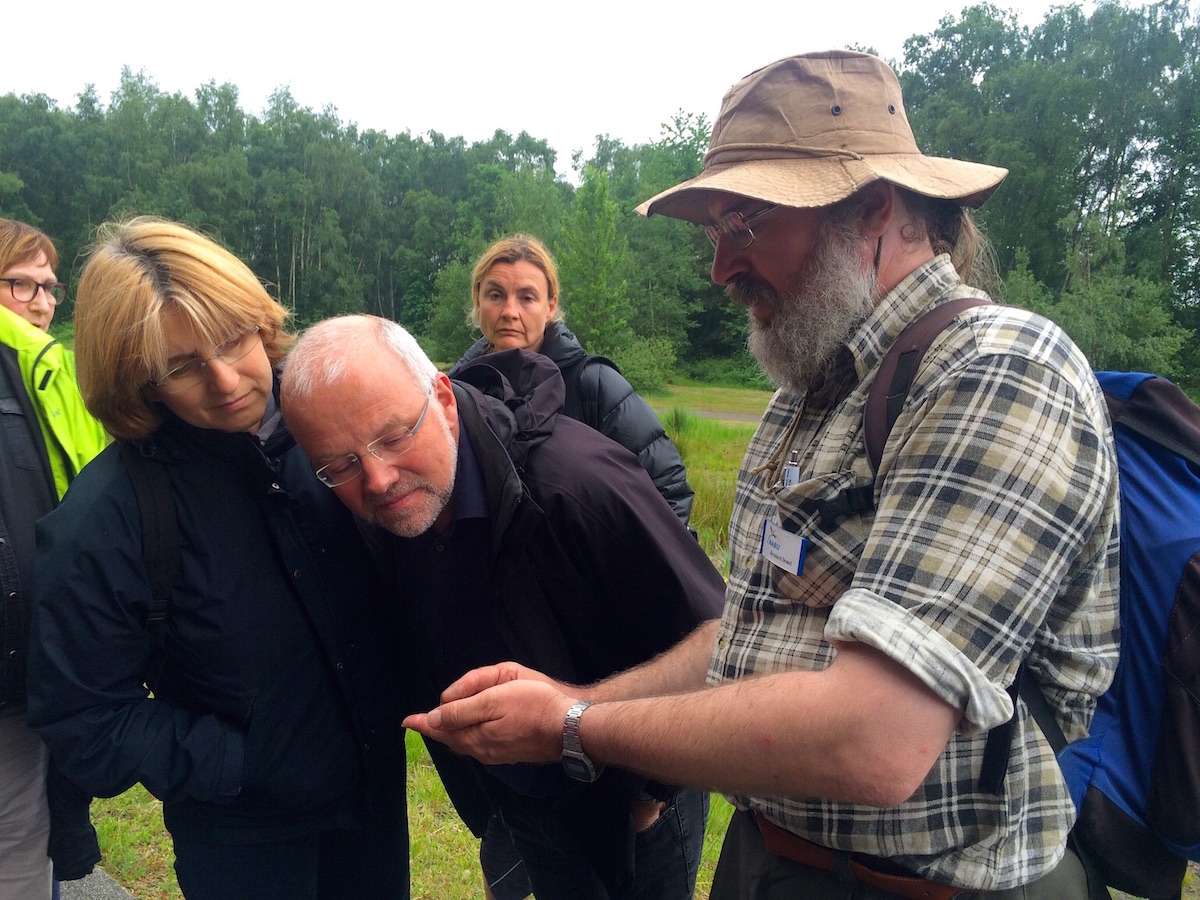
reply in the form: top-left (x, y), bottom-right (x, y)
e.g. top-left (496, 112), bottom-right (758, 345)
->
top-left (1053, 370), bottom-right (1200, 900)
top-left (859, 303), bottom-right (1200, 900)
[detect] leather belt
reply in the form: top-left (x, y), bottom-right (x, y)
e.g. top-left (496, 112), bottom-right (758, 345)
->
top-left (754, 812), bottom-right (976, 900)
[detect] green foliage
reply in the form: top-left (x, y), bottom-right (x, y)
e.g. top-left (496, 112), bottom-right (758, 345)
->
top-left (1056, 267), bottom-right (1187, 378)
top-left (1000, 249), bottom-right (1055, 318)
top-left (613, 337), bottom-right (676, 393)
top-left (682, 351), bottom-right (774, 390)
top-left (556, 165), bottom-right (633, 356)
top-left (424, 259), bottom-right (478, 364)
top-left (1, 0), bottom-right (1198, 385)
top-left (49, 319), bottom-right (76, 347)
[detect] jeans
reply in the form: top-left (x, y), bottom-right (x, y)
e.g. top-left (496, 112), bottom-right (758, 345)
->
top-left (501, 788), bottom-right (709, 900)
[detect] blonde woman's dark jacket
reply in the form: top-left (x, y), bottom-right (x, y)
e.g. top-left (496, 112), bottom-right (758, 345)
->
top-left (26, 389), bottom-right (406, 847)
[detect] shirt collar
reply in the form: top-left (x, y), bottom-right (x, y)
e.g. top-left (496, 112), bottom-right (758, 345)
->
top-left (845, 253), bottom-right (963, 387)
top-left (452, 415), bottom-right (489, 522)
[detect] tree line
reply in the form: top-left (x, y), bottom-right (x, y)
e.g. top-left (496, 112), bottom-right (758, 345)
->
top-left (1, 0), bottom-right (1196, 394)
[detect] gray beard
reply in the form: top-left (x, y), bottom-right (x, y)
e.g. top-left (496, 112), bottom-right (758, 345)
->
top-left (735, 222), bottom-right (877, 394)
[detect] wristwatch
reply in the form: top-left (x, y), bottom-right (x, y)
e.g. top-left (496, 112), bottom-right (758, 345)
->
top-left (561, 700), bottom-right (601, 782)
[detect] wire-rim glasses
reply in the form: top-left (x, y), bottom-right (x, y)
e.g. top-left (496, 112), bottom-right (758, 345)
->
top-left (150, 327), bottom-right (263, 393)
top-left (315, 393), bottom-right (431, 488)
top-left (1, 277), bottom-right (67, 304)
top-left (703, 205), bottom-right (778, 250)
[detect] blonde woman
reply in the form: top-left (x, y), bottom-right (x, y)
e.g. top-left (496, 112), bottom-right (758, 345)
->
top-left (26, 219), bottom-right (408, 900)
top-left (449, 234), bottom-right (694, 525)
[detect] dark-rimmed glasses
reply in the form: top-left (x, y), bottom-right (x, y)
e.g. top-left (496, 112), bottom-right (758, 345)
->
top-left (1, 277), bottom-right (67, 304)
top-left (703, 205), bottom-right (778, 250)
top-left (315, 393), bottom-right (431, 488)
top-left (150, 327), bottom-right (262, 393)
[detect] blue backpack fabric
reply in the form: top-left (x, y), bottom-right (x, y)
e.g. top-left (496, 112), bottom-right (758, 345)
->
top-left (1055, 371), bottom-right (1200, 900)
top-left (851, 303), bottom-right (1200, 900)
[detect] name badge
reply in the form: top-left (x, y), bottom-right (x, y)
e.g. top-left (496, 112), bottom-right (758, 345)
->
top-left (760, 520), bottom-right (807, 575)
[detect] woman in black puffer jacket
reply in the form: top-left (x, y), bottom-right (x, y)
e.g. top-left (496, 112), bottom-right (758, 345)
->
top-left (448, 234), bottom-right (694, 526)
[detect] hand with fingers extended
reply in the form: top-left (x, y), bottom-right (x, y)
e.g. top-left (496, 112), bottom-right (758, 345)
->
top-left (404, 666), bottom-right (582, 766)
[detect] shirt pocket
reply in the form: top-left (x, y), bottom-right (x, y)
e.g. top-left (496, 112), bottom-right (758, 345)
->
top-left (0, 396), bottom-right (43, 471)
top-left (770, 470), bottom-right (872, 607)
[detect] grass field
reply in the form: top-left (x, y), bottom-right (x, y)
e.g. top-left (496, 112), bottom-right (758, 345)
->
top-left (85, 384), bottom-right (770, 898)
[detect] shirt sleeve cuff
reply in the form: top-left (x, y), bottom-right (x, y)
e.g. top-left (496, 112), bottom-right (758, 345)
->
top-left (825, 588), bottom-right (1014, 735)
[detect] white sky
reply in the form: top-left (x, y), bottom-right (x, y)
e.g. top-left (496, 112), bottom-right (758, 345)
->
top-left (11, 1), bottom-right (1089, 175)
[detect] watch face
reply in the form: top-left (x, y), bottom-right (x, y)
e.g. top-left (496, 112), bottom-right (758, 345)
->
top-left (562, 751), bottom-right (599, 783)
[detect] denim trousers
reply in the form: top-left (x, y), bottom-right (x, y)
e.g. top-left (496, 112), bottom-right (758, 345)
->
top-left (498, 788), bottom-right (710, 900)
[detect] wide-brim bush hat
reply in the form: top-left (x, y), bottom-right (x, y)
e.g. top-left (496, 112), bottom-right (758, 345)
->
top-left (636, 50), bottom-right (1008, 223)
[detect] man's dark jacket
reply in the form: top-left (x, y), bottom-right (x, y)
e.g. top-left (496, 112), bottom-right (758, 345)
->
top-left (381, 350), bottom-right (725, 890)
top-left (450, 321), bottom-right (694, 524)
top-left (26, 388), bottom-right (407, 848)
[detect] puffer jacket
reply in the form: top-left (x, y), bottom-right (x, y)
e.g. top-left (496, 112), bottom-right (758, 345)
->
top-left (450, 321), bottom-right (694, 524)
top-left (26, 386), bottom-right (405, 844)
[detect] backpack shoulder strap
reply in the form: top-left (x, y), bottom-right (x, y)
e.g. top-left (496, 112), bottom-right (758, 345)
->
top-left (117, 442), bottom-right (179, 674)
top-left (808, 299), bottom-right (995, 525)
top-left (1102, 374), bottom-right (1200, 469)
top-left (863, 297), bottom-right (994, 472)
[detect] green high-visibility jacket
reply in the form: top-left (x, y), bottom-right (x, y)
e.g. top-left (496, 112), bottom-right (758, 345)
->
top-left (0, 306), bottom-right (108, 498)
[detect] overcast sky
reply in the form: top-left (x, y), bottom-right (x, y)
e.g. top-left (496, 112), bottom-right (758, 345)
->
top-left (12, 1), bottom-right (1090, 174)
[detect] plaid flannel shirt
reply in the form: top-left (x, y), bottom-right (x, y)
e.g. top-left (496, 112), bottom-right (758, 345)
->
top-left (709, 255), bottom-right (1120, 890)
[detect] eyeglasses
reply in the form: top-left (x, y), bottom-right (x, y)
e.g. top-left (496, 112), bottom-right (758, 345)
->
top-left (150, 327), bottom-right (263, 393)
top-left (315, 393), bottom-right (431, 488)
top-left (1, 278), bottom-right (66, 304)
top-left (703, 205), bottom-right (778, 250)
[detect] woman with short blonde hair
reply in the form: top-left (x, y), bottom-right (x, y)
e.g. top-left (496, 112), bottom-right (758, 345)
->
top-left (26, 218), bottom-right (409, 900)
top-left (74, 218), bottom-right (291, 440)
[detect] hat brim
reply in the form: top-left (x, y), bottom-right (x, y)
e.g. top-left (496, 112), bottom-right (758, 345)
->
top-left (635, 155), bottom-right (1008, 222)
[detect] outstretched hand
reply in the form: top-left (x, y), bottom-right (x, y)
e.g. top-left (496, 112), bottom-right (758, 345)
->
top-left (403, 664), bottom-right (578, 766)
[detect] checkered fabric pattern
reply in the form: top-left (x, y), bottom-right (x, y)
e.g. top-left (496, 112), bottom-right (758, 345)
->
top-left (709, 255), bottom-right (1120, 891)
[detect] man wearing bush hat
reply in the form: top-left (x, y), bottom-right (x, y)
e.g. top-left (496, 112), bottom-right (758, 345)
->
top-left (406, 50), bottom-right (1120, 899)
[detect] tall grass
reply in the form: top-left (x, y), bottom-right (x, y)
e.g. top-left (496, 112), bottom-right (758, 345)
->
top-left (661, 407), bottom-right (759, 573)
